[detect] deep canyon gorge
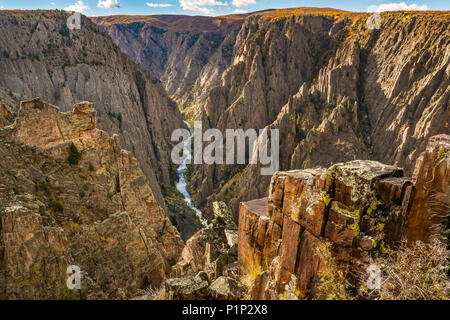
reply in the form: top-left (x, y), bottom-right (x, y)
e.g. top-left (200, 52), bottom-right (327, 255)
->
top-left (0, 7), bottom-right (448, 300)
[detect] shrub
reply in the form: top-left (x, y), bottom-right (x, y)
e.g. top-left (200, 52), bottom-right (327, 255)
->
top-left (58, 24), bottom-right (69, 37)
top-left (317, 238), bottom-right (450, 300)
top-left (69, 222), bottom-right (79, 234)
top-left (89, 162), bottom-right (95, 172)
top-left (37, 179), bottom-right (51, 194)
top-left (49, 199), bottom-right (64, 212)
top-left (12, 187), bottom-right (20, 195)
top-left (240, 264), bottom-right (263, 290)
top-left (59, 288), bottom-right (80, 300)
top-left (142, 285), bottom-right (166, 300)
top-left (67, 142), bottom-right (81, 165)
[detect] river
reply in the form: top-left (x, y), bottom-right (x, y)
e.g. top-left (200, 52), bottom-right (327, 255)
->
top-left (176, 121), bottom-right (208, 228)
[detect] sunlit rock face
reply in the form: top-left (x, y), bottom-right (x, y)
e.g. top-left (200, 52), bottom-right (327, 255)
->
top-left (0, 98), bottom-right (183, 299)
top-left (0, 11), bottom-right (186, 212)
top-left (238, 136), bottom-right (448, 299)
top-left (405, 134), bottom-right (450, 244)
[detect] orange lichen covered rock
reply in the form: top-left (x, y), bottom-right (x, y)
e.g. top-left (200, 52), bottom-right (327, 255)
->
top-left (238, 157), bottom-right (427, 298)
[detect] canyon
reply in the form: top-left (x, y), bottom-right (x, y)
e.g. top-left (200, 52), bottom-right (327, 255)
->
top-left (0, 8), bottom-right (448, 300)
top-left (95, 9), bottom-right (449, 221)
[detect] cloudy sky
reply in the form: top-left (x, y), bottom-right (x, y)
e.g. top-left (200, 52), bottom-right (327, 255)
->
top-left (0, 0), bottom-right (448, 16)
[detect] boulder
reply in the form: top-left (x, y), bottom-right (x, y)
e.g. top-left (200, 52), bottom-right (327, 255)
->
top-left (165, 272), bottom-right (210, 300)
top-left (208, 276), bottom-right (242, 300)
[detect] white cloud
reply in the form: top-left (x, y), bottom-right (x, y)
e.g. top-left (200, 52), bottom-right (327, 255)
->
top-left (232, 0), bottom-right (255, 8)
top-left (50, 2), bottom-right (56, 6)
top-left (233, 9), bottom-right (247, 13)
top-left (179, 0), bottom-right (228, 15)
top-left (65, 0), bottom-right (89, 12)
top-left (97, 0), bottom-right (120, 9)
top-left (368, 2), bottom-right (428, 12)
top-left (146, 2), bottom-right (173, 7)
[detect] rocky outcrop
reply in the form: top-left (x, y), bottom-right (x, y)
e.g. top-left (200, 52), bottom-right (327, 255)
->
top-left (0, 99), bottom-right (183, 299)
top-left (0, 99), bottom-right (13, 128)
top-left (406, 134), bottom-right (450, 244)
top-left (171, 201), bottom-right (237, 279)
top-left (0, 10), bottom-right (185, 212)
top-left (165, 271), bottom-right (210, 300)
top-left (239, 163), bottom-right (417, 296)
top-left (208, 276), bottom-right (243, 300)
top-left (238, 135), bottom-right (449, 299)
top-left (164, 201), bottom-right (242, 300)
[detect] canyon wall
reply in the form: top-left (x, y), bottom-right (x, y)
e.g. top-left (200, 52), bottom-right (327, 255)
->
top-left (0, 10), bottom-right (186, 211)
top-left (93, 14), bottom-right (246, 119)
top-left (0, 98), bottom-right (183, 299)
top-left (96, 10), bottom-right (449, 220)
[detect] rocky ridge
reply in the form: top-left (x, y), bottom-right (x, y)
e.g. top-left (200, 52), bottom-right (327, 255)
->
top-left (0, 10), bottom-right (186, 212)
top-left (154, 134), bottom-right (448, 300)
top-left (0, 98), bottom-right (183, 299)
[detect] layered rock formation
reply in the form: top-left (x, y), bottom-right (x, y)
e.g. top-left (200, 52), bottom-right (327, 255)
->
top-left (406, 134), bottom-right (450, 244)
top-left (238, 135), bottom-right (449, 299)
top-left (0, 10), bottom-right (185, 212)
top-left (0, 98), bottom-right (183, 299)
top-left (96, 10), bottom-right (449, 220)
top-left (202, 11), bottom-right (449, 219)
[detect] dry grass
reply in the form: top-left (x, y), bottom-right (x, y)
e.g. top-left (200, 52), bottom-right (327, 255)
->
top-left (361, 238), bottom-right (449, 300)
top-left (240, 264), bottom-right (263, 290)
top-left (133, 284), bottom-right (166, 300)
top-left (317, 237), bottom-right (449, 300)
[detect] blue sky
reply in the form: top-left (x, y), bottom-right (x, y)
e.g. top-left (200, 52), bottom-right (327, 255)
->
top-left (0, 0), bottom-right (448, 16)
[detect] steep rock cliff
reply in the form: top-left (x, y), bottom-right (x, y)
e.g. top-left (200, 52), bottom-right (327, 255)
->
top-left (238, 134), bottom-right (449, 299)
top-left (0, 10), bottom-right (185, 211)
top-left (0, 98), bottom-right (183, 299)
top-left (93, 14), bottom-right (246, 119)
